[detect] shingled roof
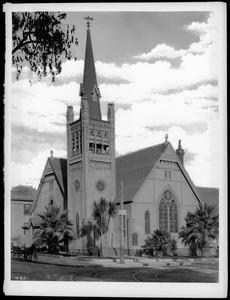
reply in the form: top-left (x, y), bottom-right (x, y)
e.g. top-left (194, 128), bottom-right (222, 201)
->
top-left (115, 143), bottom-right (219, 213)
top-left (196, 186), bottom-right (219, 214)
top-left (115, 143), bottom-right (167, 203)
top-left (48, 157), bottom-right (67, 198)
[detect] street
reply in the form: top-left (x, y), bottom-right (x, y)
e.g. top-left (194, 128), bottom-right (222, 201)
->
top-left (11, 258), bottom-right (219, 282)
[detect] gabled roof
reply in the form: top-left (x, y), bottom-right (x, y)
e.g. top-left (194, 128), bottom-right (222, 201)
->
top-left (11, 185), bottom-right (37, 201)
top-left (115, 142), bottom-right (204, 206)
top-left (48, 157), bottom-right (67, 198)
top-left (115, 143), bottom-right (167, 203)
top-left (32, 157), bottom-right (67, 212)
top-left (196, 186), bottom-right (219, 214)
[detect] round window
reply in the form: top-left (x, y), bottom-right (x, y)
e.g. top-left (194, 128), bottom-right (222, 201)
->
top-left (74, 180), bottom-right (80, 193)
top-left (96, 180), bottom-right (106, 192)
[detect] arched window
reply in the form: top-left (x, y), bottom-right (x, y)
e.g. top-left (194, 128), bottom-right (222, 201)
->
top-left (159, 190), bottom-right (178, 233)
top-left (145, 211), bottom-right (150, 234)
top-left (76, 213), bottom-right (80, 236)
top-left (49, 196), bottom-right (54, 206)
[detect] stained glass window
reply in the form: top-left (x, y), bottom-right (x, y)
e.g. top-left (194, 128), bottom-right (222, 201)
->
top-left (159, 190), bottom-right (178, 233)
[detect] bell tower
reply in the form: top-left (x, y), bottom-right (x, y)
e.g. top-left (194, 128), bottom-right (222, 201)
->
top-left (66, 17), bottom-right (116, 250)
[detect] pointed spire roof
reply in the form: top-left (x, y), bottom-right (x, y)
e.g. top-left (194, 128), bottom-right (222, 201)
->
top-left (80, 20), bottom-right (102, 120)
top-left (83, 29), bottom-right (97, 98)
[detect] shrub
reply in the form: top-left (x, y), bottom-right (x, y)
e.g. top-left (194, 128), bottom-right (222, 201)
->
top-left (141, 230), bottom-right (177, 257)
top-left (86, 235), bottom-right (100, 256)
top-left (135, 249), bottom-right (143, 257)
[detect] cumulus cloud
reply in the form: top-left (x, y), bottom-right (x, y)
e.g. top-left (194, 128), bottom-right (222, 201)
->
top-left (10, 149), bottom-right (67, 189)
top-left (9, 12), bottom-right (222, 188)
top-left (11, 79), bottom-right (81, 133)
top-left (134, 12), bottom-right (218, 61)
top-left (134, 43), bottom-right (186, 60)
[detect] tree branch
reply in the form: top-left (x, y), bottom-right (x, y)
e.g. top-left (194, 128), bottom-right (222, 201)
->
top-left (12, 39), bottom-right (48, 54)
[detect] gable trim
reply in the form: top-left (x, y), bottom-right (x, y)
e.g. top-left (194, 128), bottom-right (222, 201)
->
top-left (161, 143), bottom-right (202, 206)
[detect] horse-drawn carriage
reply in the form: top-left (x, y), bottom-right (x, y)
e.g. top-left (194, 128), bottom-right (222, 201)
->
top-left (12, 244), bottom-right (36, 261)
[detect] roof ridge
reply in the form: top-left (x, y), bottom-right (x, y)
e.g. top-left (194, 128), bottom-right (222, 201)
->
top-left (196, 186), bottom-right (219, 189)
top-left (116, 143), bottom-right (165, 160)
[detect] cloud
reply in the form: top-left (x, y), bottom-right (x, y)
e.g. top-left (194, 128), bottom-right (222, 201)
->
top-left (10, 149), bottom-right (67, 189)
top-left (133, 43), bottom-right (186, 60)
top-left (11, 125), bottom-right (66, 164)
top-left (133, 12), bottom-right (218, 61)
top-left (9, 12), bottom-right (222, 189)
top-left (11, 79), bottom-right (81, 133)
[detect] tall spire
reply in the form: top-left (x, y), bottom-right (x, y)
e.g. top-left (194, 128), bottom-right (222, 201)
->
top-left (79, 17), bottom-right (101, 120)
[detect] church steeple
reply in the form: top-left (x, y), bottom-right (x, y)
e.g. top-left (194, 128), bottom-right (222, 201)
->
top-left (79, 17), bottom-right (101, 120)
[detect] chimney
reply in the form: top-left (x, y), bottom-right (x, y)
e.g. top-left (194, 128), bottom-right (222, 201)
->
top-left (176, 140), bottom-right (185, 165)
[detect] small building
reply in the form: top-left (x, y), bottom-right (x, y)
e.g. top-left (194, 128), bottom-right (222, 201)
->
top-left (11, 185), bottom-right (37, 246)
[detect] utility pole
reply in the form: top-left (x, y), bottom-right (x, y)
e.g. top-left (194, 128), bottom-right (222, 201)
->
top-left (119, 181), bottom-right (125, 264)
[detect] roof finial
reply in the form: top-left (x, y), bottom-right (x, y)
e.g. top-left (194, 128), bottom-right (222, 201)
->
top-left (84, 16), bottom-right (93, 30)
top-left (50, 149), bottom-right (54, 158)
top-left (165, 133), bottom-right (168, 143)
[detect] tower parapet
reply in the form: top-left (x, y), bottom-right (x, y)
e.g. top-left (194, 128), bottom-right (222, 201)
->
top-left (107, 102), bottom-right (115, 125)
top-left (66, 105), bottom-right (74, 125)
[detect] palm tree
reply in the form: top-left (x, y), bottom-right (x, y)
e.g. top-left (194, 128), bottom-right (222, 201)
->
top-left (91, 198), bottom-right (117, 257)
top-left (34, 204), bottom-right (75, 254)
top-left (104, 201), bottom-right (117, 256)
top-left (179, 203), bottom-right (219, 256)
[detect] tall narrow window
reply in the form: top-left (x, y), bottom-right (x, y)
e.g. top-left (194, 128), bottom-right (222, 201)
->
top-left (168, 171), bottom-right (172, 179)
top-left (159, 199), bottom-right (168, 231)
top-left (24, 204), bottom-right (31, 216)
top-left (76, 213), bottom-right (80, 237)
top-left (159, 190), bottom-right (178, 233)
top-left (145, 211), bottom-right (150, 234)
top-left (132, 233), bottom-right (138, 246)
top-left (49, 180), bottom-right (54, 191)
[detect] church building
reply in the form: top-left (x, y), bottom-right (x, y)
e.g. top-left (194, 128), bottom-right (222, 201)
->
top-left (25, 19), bottom-right (218, 255)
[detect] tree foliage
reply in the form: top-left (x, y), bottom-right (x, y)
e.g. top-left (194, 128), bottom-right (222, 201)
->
top-left (34, 204), bottom-right (75, 254)
top-left (141, 230), bottom-right (177, 257)
top-left (80, 220), bottom-right (100, 256)
top-left (12, 12), bottom-right (78, 81)
top-left (179, 203), bottom-right (219, 256)
top-left (91, 198), bottom-right (117, 257)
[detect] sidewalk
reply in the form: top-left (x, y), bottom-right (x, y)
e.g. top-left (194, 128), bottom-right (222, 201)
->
top-left (23, 253), bottom-right (219, 269)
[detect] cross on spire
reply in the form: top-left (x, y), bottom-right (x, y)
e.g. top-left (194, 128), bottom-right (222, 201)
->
top-left (84, 16), bottom-right (93, 30)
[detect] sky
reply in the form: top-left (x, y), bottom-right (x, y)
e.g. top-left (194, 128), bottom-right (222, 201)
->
top-left (8, 5), bottom-right (226, 189)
